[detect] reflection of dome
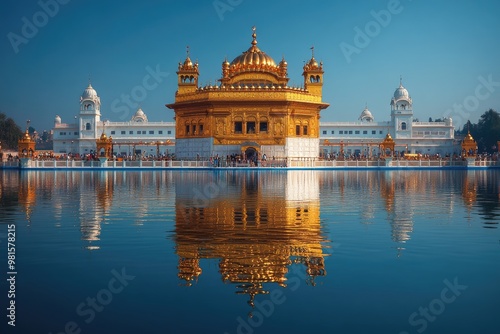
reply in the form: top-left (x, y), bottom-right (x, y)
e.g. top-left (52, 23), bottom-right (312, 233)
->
top-left (359, 107), bottom-right (374, 122)
top-left (55, 115), bottom-right (61, 124)
top-left (81, 84), bottom-right (98, 100)
top-left (230, 28), bottom-right (276, 67)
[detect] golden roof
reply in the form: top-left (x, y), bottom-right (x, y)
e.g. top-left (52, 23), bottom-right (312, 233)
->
top-left (99, 132), bottom-right (107, 140)
top-left (463, 132), bottom-right (475, 142)
top-left (19, 129), bottom-right (34, 143)
top-left (230, 27), bottom-right (276, 67)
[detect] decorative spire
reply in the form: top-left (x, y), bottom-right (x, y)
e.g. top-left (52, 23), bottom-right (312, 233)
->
top-left (26, 119), bottom-right (30, 132)
top-left (186, 45), bottom-right (190, 58)
top-left (311, 45), bottom-right (315, 59)
top-left (251, 26), bottom-right (257, 46)
top-left (400, 75), bottom-right (403, 87)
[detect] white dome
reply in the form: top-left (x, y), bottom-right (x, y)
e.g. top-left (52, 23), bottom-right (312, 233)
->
top-left (81, 84), bottom-right (98, 100)
top-left (394, 83), bottom-right (409, 99)
top-left (54, 115), bottom-right (61, 124)
top-left (131, 108), bottom-right (148, 122)
top-left (359, 107), bottom-right (374, 122)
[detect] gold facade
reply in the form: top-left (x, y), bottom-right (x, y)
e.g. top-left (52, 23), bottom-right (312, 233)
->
top-left (167, 28), bottom-right (329, 157)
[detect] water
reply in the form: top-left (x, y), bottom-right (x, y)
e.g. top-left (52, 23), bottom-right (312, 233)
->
top-left (0, 169), bottom-right (499, 334)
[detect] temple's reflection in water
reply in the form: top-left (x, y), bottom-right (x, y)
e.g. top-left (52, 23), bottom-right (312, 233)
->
top-left (4, 168), bottom-right (499, 308)
top-left (174, 171), bottom-right (328, 307)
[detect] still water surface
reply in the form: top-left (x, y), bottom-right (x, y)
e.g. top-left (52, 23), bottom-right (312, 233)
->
top-left (0, 169), bottom-right (499, 334)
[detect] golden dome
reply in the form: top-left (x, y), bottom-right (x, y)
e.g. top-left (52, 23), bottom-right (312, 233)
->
top-left (230, 27), bottom-right (276, 67)
top-left (100, 132), bottom-right (107, 140)
top-left (308, 57), bottom-right (318, 68)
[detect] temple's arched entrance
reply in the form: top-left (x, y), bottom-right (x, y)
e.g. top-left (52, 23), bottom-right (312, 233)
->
top-left (244, 147), bottom-right (257, 162)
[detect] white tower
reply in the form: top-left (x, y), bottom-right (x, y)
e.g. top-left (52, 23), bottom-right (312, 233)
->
top-left (390, 78), bottom-right (413, 139)
top-left (78, 83), bottom-right (101, 154)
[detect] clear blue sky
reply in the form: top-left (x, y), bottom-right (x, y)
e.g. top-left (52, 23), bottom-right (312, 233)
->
top-left (1, 0), bottom-right (499, 133)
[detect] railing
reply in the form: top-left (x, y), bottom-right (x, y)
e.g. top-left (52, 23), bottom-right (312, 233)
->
top-left (1, 158), bottom-right (497, 169)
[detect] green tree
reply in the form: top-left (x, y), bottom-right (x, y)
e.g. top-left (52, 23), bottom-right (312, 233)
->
top-left (477, 109), bottom-right (500, 153)
top-left (0, 112), bottom-right (23, 150)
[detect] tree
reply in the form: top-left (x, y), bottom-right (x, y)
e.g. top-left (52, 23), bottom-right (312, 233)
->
top-left (477, 109), bottom-right (500, 153)
top-left (0, 112), bottom-right (23, 150)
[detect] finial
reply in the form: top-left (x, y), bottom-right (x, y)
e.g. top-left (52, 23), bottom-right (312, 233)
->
top-left (26, 119), bottom-right (30, 131)
top-left (251, 26), bottom-right (257, 46)
top-left (186, 45), bottom-right (190, 58)
top-left (311, 45), bottom-right (315, 58)
top-left (399, 75), bottom-right (403, 86)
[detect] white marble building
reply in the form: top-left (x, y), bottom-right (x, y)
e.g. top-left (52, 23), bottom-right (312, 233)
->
top-left (319, 81), bottom-right (458, 157)
top-left (53, 84), bottom-right (176, 156)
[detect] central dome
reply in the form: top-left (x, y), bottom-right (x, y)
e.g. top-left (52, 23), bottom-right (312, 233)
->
top-left (230, 28), bottom-right (276, 67)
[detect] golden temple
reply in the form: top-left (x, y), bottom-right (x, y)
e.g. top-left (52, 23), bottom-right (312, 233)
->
top-left (167, 27), bottom-right (329, 160)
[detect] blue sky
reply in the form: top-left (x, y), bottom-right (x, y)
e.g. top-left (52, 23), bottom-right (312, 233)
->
top-left (1, 0), bottom-right (499, 133)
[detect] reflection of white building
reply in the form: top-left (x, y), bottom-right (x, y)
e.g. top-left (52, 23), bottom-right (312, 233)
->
top-left (320, 80), bottom-right (458, 156)
top-left (286, 170), bottom-right (319, 204)
top-left (53, 84), bottom-right (175, 156)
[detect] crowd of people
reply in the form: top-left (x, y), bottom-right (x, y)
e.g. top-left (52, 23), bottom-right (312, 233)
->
top-left (1, 150), bottom-right (498, 165)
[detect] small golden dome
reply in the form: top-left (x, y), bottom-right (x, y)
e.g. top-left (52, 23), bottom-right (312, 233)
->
top-left (100, 132), bottom-right (107, 140)
top-left (308, 57), bottom-right (318, 68)
top-left (464, 132), bottom-right (474, 141)
top-left (183, 57), bottom-right (193, 68)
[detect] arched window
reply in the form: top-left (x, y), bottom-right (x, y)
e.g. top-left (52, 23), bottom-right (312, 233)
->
top-left (401, 122), bottom-right (407, 130)
top-left (86, 123), bottom-right (91, 131)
